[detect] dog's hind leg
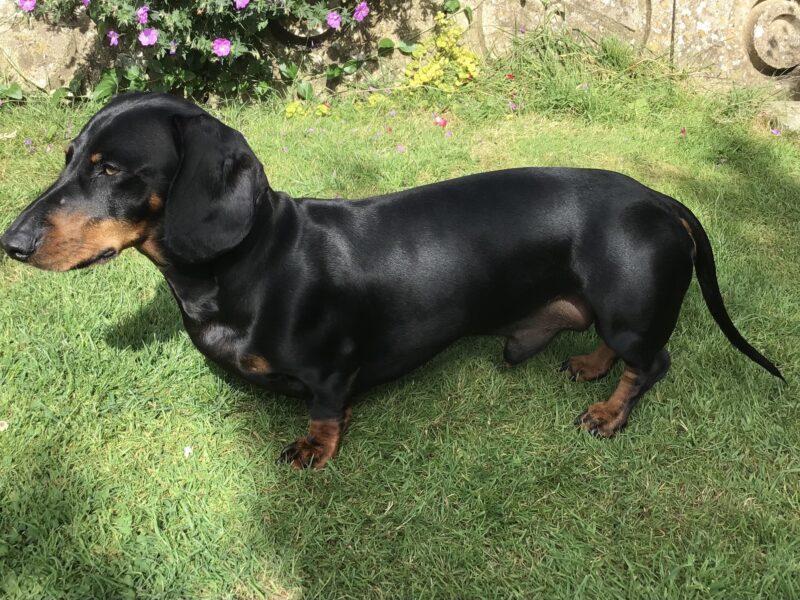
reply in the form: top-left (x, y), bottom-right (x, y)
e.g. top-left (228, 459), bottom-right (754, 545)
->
top-left (574, 211), bottom-right (694, 435)
top-left (576, 349), bottom-right (670, 436)
top-left (503, 295), bottom-right (593, 365)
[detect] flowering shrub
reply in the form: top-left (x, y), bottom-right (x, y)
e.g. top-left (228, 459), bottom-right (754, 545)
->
top-left (23, 0), bottom-right (373, 98)
top-left (404, 12), bottom-right (479, 93)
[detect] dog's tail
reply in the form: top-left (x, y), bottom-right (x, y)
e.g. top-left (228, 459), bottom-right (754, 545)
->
top-left (667, 197), bottom-right (784, 380)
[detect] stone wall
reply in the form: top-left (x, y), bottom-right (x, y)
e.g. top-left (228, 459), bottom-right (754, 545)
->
top-left (1, 0), bottom-right (798, 95)
top-left (0, 0), bottom-right (99, 91)
top-left (463, 0), bottom-right (799, 90)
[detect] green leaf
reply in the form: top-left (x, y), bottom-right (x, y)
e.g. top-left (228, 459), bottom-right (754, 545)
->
top-left (255, 81), bottom-right (272, 96)
top-left (49, 87), bottom-right (69, 104)
top-left (0, 82), bottom-right (23, 100)
top-left (343, 59), bottom-right (363, 75)
top-left (123, 65), bottom-right (141, 82)
top-left (278, 62), bottom-right (299, 81)
top-left (377, 37), bottom-right (395, 50)
top-left (296, 81), bottom-right (314, 101)
top-left (443, 0), bottom-right (460, 13)
top-left (463, 5), bottom-right (473, 23)
top-left (91, 69), bottom-right (120, 102)
top-left (325, 64), bottom-right (344, 79)
top-left (397, 41), bottom-right (418, 55)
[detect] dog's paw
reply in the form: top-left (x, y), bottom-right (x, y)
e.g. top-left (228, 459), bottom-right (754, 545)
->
top-left (575, 402), bottom-right (626, 437)
top-left (277, 438), bottom-right (331, 469)
top-left (560, 356), bottom-right (611, 382)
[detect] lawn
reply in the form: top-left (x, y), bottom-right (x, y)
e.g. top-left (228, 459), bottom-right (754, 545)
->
top-left (1, 40), bottom-right (799, 599)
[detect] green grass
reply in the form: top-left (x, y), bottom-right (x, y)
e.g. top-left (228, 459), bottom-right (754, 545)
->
top-left (1, 37), bottom-right (799, 599)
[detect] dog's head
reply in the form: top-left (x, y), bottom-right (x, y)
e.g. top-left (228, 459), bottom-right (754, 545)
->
top-left (1, 92), bottom-right (267, 270)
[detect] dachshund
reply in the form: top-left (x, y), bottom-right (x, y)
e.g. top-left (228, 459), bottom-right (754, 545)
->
top-left (1, 93), bottom-right (783, 468)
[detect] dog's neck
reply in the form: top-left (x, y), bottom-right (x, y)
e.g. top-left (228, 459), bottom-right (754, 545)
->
top-left (147, 186), bottom-right (285, 326)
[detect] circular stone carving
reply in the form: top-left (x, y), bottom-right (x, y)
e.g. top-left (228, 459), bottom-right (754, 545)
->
top-left (745, 0), bottom-right (800, 74)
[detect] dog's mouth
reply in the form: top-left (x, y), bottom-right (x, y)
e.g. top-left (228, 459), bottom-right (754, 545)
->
top-left (73, 248), bottom-right (118, 269)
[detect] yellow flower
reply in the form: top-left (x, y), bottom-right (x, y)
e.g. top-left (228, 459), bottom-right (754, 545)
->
top-left (367, 93), bottom-right (387, 106)
top-left (315, 103), bottom-right (331, 116)
top-left (402, 10), bottom-right (479, 92)
top-left (285, 101), bottom-right (306, 118)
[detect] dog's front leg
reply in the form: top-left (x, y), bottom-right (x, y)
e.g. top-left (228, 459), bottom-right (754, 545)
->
top-left (277, 372), bottom-right (355, 469)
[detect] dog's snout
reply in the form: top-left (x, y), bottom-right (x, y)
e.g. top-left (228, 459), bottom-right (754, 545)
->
top-left (1, 227), bottom-right (39, 262)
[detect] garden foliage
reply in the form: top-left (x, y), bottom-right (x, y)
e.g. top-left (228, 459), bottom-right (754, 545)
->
top-left (21, 0), bottom-right (373, 98)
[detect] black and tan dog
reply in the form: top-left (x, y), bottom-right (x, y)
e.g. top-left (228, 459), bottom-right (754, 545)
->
top-left (1, 93), bottom-right (783, 468)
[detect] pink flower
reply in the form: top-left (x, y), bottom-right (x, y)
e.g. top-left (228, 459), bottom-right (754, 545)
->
top-left (434, 116), bottom-right (448, 128)
top-left (18, 0), bottom-right (35, 12)
top-left (445, 129), bottom-right (453, 138)
top-left (395, 144), bottom-right (407, 154)
top-left (234, 0), bottom-right (250, 9)
top-left (326, 11), bottom-right (342, 30)
top-left (107, 30), bottom-right (120, 46)
top-left (138, 28), bottom-right (158, 47)
top-left (212, 38), bottom-right (231, 57)
top-left (136, 5), bottom-right (149, 24)
top-left (81, 0), bottom-right (90, 6)
top-left (353, 2), bottom-right (369, 22)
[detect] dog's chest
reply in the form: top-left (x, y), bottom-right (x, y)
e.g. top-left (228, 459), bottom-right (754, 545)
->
top-left (164, 270), bottom-right (265, 372)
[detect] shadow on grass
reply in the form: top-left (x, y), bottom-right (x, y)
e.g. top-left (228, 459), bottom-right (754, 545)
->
top-left (667, 126), bottom-right (798, 372)
top-left (104, 282), bottom-right (183, 350)
top-left (0, 443), bottom-right (170, 598)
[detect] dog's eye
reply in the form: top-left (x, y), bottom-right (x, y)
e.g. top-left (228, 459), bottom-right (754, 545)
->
top-left (102, 164), bottom-right (118, 176)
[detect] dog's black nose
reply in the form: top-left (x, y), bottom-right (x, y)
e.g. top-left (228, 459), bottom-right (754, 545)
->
top-left (1, 228), bottom-right (37, 262)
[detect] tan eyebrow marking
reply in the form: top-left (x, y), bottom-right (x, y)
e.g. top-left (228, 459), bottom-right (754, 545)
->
top-left (90, 152), bottom-right (103, 164)
top-left (148, 193), bottom-right (164, 212)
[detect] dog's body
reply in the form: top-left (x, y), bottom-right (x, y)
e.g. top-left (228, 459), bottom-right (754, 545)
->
top-left (1, 94), bottom-right (782, 468)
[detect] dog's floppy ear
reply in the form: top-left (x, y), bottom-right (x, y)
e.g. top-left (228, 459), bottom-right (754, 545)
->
top-left (165, 113), bottom-right (266, 263)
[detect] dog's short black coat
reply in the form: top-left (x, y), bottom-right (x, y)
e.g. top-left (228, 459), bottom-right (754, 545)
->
top-left (1, 93), bottom-right (783, 468)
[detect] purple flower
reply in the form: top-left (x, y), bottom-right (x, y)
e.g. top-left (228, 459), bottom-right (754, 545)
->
top-left (395, 144), bottom-right (406, 154)
top-left (136, 5), bottom-right (149, 24)
top-left (519, 24), bottom-right (527, 34)
top-left (212, 38), bottom-right (231, 57)
top-left (18, 0), bottom-right (36, 12)
top-left (770, 128), bottom-right (781, 136)
top-left (138, 28), bottom-right (158, 47)
top-left (169, 40), bottom-right (177, 54)
top-left (326, 11), bottom-right (342, 30)
top-left (107, 30), bottom-right (120, 46)
top-left (234, 0), bottom-right (250, 9)
top-left (353, 2), bottom-right (369, 22)
top-left (388, 110), bottom-right (397, 118)
top-left (81, 0), bottom-right (90, 7)
top-left (445, 129), bottom-right (453, 138)
top-left (508, 100), bottom-right (517, 111)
